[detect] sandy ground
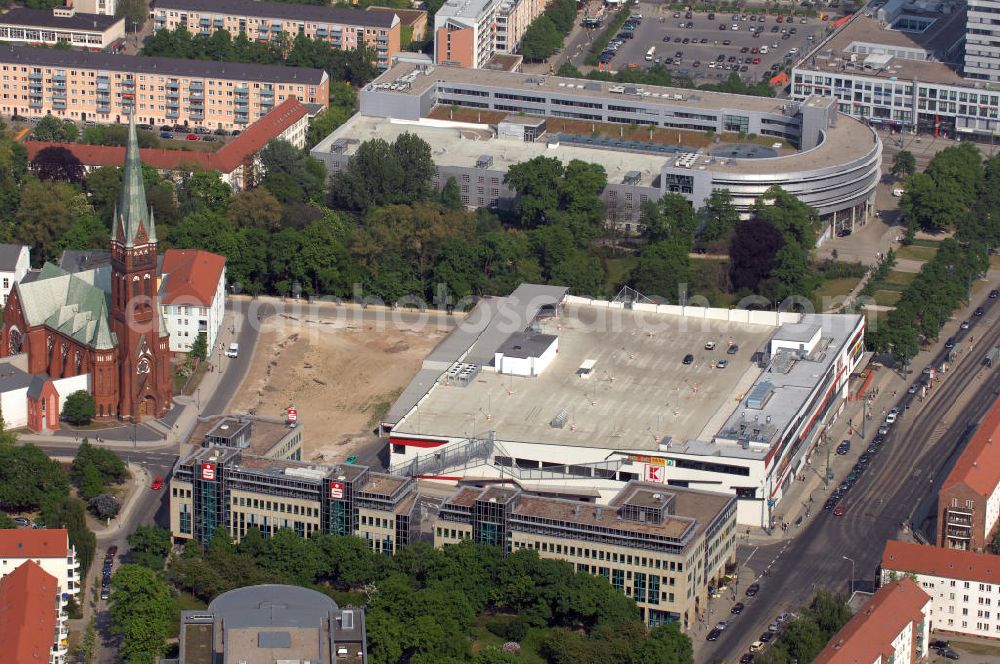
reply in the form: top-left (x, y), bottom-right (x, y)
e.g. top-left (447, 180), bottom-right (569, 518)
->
top-left (230, 314), bottom-right (449, 462)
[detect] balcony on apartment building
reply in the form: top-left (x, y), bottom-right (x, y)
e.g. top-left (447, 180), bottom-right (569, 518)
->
top-left (946, 509), bottom-right (974, 527)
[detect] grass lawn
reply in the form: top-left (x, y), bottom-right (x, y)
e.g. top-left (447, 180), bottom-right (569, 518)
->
top-left (895, 244), bottom-right (939, 262)
top-left (169, 592), bottom-right (207, 639)
top-left (604, 256), bottom-right (637, 296)
top-left (950, 639), bottom-right (1000, 656)
top-left (812, 277), bottom-right (860, 311)
top-left (882, 270), bottom-right (917, 287)
top-left (470, 615), bottom-right (547, 662)
top-left (873, 290), bottom-right (903, 307)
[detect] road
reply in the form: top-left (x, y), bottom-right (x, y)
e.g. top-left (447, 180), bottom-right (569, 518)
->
top-left (700, 296), bottom-right (1000, 663)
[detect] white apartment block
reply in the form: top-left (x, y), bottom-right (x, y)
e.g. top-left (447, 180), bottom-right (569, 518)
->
top-left (0, 529), bottom-right (80, 603)
top-left (882, 540), bottom-right (1000, 639)
top-left (0, 244), bottom-right (30, 307)
top-left (159, 249), bottom-right (227, 354)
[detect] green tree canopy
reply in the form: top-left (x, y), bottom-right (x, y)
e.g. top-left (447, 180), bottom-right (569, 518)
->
top-left (62, 390), bottom-right (96, 425)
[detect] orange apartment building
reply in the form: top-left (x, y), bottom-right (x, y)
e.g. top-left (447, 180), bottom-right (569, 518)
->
top-left (434, 0), bottom-right (548, 68)
top-left (151, 0), bottom-right (401, 68)
top-left (0, 45), bottom-right (328, 130)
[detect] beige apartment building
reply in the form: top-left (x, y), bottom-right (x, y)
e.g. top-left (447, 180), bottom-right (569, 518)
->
top-left (434, 482), bottom-right (737, 630)
top-left (0, 45), bottom-right (328, 130)
top-left (151, 0), bottom-right (401, 68)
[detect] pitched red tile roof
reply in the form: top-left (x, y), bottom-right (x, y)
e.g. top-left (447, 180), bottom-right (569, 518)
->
top-left (26, 97), bottom-right (307, 177)
top-left (160, 249), bottom-right (227, 307)
top-left (814, 578), bottom-right (929, 664)
top-left (211, 97), bottom-right (308, 173)
top-left (941, 394), bottom-right (1000, 496)
top-left (882, 539), bottom-right (1000, 584)
top-left (0, 529), bottom-right (68, 558)
top-left (0, 560), bottom-right (59, 664)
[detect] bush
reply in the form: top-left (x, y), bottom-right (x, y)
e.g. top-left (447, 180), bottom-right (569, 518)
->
top-left (89, 494), bottom-right (120, 520)
top-left (62, 390), bottom-right (96, 425)
top-left (817, 259), bottom-right (867, 280)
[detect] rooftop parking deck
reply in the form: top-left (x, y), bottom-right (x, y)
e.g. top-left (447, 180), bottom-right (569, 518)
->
top-left (393, 303), bottom-right (777, 452)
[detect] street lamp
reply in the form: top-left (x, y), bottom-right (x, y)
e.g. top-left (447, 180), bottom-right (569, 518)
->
top-left (843, 555), bottom-right (855, 593)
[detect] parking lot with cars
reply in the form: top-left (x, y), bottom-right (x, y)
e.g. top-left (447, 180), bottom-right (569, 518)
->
top-left (596, 4), bottom-right (828, 83)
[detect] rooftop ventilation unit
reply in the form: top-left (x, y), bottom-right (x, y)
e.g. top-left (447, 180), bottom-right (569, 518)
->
top-left (550, 409), bottom-right (569, 428)
top-left (623, 170), bottom-right (641, 185)
top-left (476, 154), bottom-right (493, 169)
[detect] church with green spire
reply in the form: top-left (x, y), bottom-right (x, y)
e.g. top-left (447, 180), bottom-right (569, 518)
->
top-left (0, 114), bottom-right (173, 430)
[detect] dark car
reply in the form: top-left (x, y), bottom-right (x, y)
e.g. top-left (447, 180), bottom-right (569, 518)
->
top-left (760, 632), bottom-right (773, 643)
top-left (975, 306), bottom-right (985, 316)
top-left (202, 135), bottom-right (218, 142)
top-left (100, 587), bottom-right (110, 600)
top-left (836, 440), bottom-right (850, 455)
top-left (930, 640), bottom-right (950, 650)
top-left (727, 344), bottom-right (739, 354)
top-left (824, 498), bottom-right (837, 510)
top-left (706, 628), bottom-right (722, 641)
top-left (746, 583), bottom-right (759, 597)
top-left (740, 655), bottom-right (754, 664)
top-left (859, 453), bottom-right (871, 464)
top-left (159, 125), bottom-right (173, 132)
top-left (990, 289), bottom-right (998, 299)
top-left (160, 132), bottom-right (173, 139)
top-left (945, 337), bottom-right (955, 348)
top-left (731, 602), bottom-right (745, 614)
top-left (683, 354), bottom-right (694, 364)
top-left (939, 648), bottom-right (960, 660)
top-left (107, 545), bottom-right (118, 556)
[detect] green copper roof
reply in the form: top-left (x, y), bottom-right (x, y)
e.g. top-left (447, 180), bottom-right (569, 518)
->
top-left (111, 114), bottom-right (156, 248)
top-left (16, 263), bottom-right (116, 349)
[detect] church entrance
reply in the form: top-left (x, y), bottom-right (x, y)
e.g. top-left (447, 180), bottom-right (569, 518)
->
top-left (139, 396), bottom-right (156, 418)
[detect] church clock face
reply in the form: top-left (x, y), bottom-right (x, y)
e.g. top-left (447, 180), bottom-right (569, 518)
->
top-left (137, 358), bottom-right (151, 375)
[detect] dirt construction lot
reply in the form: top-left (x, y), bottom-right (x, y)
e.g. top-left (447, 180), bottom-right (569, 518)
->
top-left (230, 311), bottom-right (451, 463)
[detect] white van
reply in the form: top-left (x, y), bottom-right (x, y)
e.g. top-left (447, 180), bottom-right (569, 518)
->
top-left (759, 46), bottom-right (768, 54)
top-left (892, 188), bottom-right (905, 197)
top-left (225, 342), bottom-right (239, 358)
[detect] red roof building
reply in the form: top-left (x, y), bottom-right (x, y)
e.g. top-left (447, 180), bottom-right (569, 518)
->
top-left (26, 97), bottom-right (309, 191)
top-left (0, 529), bottom-right (69, 559)
top-left (160, 249), bottom-right (228, 353)
top-left (937, 395), bottom-right (1000, 550)
top-left (0, 560), bottom-right (62, 664)
top-left (814, 578), bottom-right (930, 664)
top-left (882, 540), bottom-right (1000, 639)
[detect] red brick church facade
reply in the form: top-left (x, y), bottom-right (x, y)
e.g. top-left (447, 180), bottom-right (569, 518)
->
top-left (0, 116), bottom-right (172, 423)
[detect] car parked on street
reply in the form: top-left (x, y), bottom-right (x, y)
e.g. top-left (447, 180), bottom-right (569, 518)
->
top-left (746, 583), bottom-right (759, 597)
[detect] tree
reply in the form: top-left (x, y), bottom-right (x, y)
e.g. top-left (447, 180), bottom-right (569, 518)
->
top-left (729, 218), bottom-right (784, 293)
top-left (441, 177), bottom-right (463, 210)
top-left (642, 194), bottom-right (699, 242)
top-left (89, 493), bottom-right (120, 520)
top-left (42, 495), bottom-right (95, 579)
top-left (79, 463), bottom-right (105, 500)
top-left (127, 526), bottom-right (172, 570)
top-left (260, 139), bottom-right (325, 204)
top-left (15, 178), bottom-right (96, 265)
top-left (30, 146), bottom-right (85, 183)
top-left (699, 189), bottom-right (739, 243)
top-left (177, 170), bottom-right (231, 215)
top-left (891, 150), bottom-right (916, 179)
top-left (0, 443), bottom-right (69, 512)
top-left (189, 331), bottom-right (208, 361)
top-left (0, 512), bottom-right (17, 529)
top-left (109, 565), bottom-right (174, 664)
top-left (116, 0), bottom-right (147, 30)
top-left (62, 390), bottom-right (96, 425)
top-left (31, 114), bottom-right (77, 143)
top-left (226, 187), bottom-right (284, 231)
top-left (630, 240), bottom-right (692, 301)
top-left (329, 134), bottom-right (436, 211)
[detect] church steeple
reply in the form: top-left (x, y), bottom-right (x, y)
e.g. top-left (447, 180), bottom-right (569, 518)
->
top-left (111, 113), bottom-right (156, 248)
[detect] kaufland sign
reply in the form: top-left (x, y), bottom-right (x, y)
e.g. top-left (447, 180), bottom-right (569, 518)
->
top-left (645, 464), bottom-right (666, 484)
top-left (201, 462), bottom-right (216, 481)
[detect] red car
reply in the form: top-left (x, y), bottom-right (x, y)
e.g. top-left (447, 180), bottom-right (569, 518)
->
top-left (186, 133), bottom-right (199, 141)
top-left (151, 477), bottom-right (164, 490)
top-left (753, 57), bottom-right (761, 64)
top-left (834, 504), bottom-right (846, 517)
